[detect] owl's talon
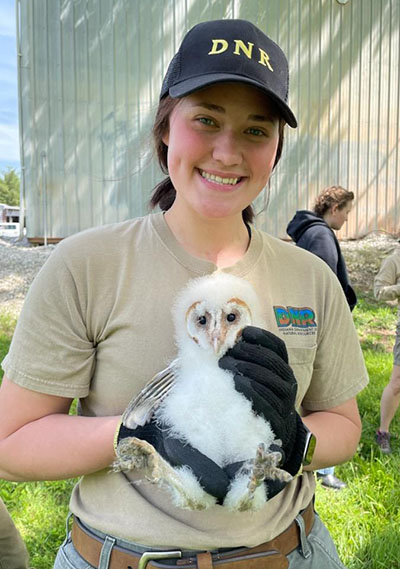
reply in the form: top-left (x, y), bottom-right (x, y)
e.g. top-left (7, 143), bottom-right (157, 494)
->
top-left (252, 442), bottom-right (291, 482)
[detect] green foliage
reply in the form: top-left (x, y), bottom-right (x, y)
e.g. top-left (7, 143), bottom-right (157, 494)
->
top-left (0, 168), bottom-right (20, 206)
top-left (1, 290), bottom-right (400, 568)
top-left (0, 312), bottom-right (17, 381)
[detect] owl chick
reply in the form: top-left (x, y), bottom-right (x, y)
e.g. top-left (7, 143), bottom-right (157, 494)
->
top-left (114, 273), bottom-right (292, 511)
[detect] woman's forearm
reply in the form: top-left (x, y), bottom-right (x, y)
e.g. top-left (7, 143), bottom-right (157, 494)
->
top-left (0, 414), bottom-right (119, 481)
top-left (374, 282), bottom-right (400, 301)
top-left (302, 408), bottom-right (361, 472)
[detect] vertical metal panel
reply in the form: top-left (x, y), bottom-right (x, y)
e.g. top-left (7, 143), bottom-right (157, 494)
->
top-left (18, 0), bottom-right (400, 239)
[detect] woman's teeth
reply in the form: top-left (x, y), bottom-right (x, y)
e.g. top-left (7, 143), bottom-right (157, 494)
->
top-left (200, 171), bottom-right (240, 185)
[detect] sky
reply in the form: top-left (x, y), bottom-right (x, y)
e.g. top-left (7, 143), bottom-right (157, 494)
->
top-left (0, 0), bottom-right (20, 174)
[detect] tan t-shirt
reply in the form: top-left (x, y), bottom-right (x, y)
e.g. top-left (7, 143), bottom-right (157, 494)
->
top-left (374, 248), bottom-right (400, 303)
top-left (2, 212), bottom-right (368, 549)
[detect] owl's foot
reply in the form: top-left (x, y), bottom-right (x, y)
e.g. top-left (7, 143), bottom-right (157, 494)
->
top-left (247, 442), bottom-right (292, 495)
top-left (112, 437), bottom-right (216, 511)
top-left (112, 437), bottom-right (159, 473)
top-left (223, 443), bottom-right (292, 512)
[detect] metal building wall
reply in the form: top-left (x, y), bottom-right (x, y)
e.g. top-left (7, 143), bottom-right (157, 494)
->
top-left (17, 0), bottom-right (400, 240)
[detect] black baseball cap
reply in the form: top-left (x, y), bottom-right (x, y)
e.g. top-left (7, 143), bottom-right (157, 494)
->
top-left (160, 19), bottom-right (297, 128)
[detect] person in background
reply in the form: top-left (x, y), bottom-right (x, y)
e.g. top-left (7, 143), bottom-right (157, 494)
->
top-left (287, 185), bottom-right (356, 490)
top-left (374, 246), bottom-right (400, 454)
top-left (0, 496), bottom-right (30, 569)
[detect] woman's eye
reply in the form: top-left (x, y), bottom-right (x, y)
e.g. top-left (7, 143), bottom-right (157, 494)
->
top-left (197, 117), bottom-right (215, 127)
top-left (246, 127), bottom-right (265, 137)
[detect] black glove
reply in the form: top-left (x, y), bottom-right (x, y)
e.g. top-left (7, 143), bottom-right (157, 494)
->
top-left (115, 420), bottom-right (230, 503)
top-left (219, 326), bottom-right (308, 478)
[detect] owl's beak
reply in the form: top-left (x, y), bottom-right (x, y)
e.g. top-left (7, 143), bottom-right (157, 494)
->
top-left (211, 332), bottom-right (224, 357)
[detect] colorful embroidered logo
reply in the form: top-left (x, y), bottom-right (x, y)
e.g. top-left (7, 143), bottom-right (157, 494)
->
top-left (273, 306), bottom-right (317, 329)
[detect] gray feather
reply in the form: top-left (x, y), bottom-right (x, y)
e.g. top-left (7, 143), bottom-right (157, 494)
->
top-left (122, 359), bottom-right (179, 429)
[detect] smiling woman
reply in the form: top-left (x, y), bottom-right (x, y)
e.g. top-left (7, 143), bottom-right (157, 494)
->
top-left (0, 18), bottom-right (368, 569)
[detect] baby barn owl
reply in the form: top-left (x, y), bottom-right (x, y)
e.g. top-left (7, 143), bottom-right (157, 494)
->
top-left (115, 272), bottom-right (291, 511)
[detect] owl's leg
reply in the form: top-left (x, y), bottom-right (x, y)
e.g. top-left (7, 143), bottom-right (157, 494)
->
top-left (113, 437), bottom-right (216, 510)
top-left (223, 443), bottom-right (292, 512)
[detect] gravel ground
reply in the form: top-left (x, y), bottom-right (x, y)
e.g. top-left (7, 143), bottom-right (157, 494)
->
top-left (0, 237), bottom-right (55, 316)
top-left (341, 231), bottom-right (399, 293)
top-left (1, 231), bottom-right (399, 318)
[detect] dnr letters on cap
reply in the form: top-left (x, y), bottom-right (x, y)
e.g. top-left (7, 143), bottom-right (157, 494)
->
top-left (208, 39), bottom-right (274, 72)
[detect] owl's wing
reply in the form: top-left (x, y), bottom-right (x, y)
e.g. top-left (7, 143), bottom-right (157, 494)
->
top-left (121, 359), bottom-right (178, 429)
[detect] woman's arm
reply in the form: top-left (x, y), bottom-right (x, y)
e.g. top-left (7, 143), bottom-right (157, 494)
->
top-left (374, 256), bottom-right (400, 301)
top-left (302, 397), bottom-right (361, 471)
top-left (0, 376), bottom-right (119, 481)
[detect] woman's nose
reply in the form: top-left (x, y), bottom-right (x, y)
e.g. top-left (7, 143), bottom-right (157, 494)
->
top-left (212, 132), bottom-right (243, 166)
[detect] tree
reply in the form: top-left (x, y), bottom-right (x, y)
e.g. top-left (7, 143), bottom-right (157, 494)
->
top-left (0, 168), bottom-right (20, 206)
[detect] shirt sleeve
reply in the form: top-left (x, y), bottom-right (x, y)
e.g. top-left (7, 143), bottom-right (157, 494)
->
top-left (1, 241), bottom-right (94, 398)
top-left (374, 255), bottom-right (400, 301)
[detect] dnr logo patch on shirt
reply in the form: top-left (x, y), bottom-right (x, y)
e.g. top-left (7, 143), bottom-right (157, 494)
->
top-left (273, 306), bottom-right (317, 336)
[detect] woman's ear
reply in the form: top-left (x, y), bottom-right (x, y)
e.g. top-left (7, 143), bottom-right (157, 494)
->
top-left (162, 132), bottom-right (169, 146)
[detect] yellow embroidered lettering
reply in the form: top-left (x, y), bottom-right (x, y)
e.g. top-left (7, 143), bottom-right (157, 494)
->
top-left (208, 39), bottom-right (229, 55)
top-left (233, 40), bottom-right (254, 59)
top-left (258, 49), bottom-right (273, 71)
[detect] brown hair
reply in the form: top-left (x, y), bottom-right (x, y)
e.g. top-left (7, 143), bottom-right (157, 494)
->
top-left (149, 95), bottom-right (286, 224)
top-left (313, 186), bottom-right (354, 217)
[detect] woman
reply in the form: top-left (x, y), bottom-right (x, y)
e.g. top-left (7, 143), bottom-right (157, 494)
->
top-left (0, 19), bottom-right (368, 568)
top-left (374, 247), bottom-right (400, 454)
top-left (287, 186), bottom-right (357, 490)
top-left (287, 186), bottom-right (357, 312)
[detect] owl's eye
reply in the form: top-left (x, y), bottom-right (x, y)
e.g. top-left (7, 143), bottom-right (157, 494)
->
top-left (227, 313), bottom-right (236, 322)
top-left (198, 315), bottom-right (207, 325)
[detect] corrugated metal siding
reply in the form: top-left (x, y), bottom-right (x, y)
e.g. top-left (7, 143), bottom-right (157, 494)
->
top-left (17, 0), bottom-right (400, 239)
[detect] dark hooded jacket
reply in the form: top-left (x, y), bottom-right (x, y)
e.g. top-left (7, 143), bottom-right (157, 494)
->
top-left (287, 210), bottom-right (357, 311)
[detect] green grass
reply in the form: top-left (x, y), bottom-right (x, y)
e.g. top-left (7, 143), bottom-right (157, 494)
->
top-left (315, 294), bottom-right (400, 568)
top-left (0, 479), bottom-right (76, 567)
top-left (1, 293), bottom-right (400, 568)
top-left (0, 311), bottom-right (17, 372)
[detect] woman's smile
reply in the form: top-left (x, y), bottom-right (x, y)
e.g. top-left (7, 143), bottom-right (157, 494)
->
top-left (197, 168), bottom-right (245, 191)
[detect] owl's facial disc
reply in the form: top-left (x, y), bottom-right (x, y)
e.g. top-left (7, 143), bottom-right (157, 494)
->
top-left (186, 299), bottom-right (252, 357)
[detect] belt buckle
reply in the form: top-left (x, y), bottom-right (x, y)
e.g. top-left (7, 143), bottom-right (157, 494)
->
top-left (138, 550), bottom-right (182, 569)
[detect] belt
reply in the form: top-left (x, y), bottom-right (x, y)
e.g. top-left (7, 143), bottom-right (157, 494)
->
top-left (71, 500), bottom-right (314, 569)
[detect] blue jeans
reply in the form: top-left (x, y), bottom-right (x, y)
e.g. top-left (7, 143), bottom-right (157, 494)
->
top-left (317, 467), bottom-right (335, 476)
top-left (53, 512), bottom-right (347, 569)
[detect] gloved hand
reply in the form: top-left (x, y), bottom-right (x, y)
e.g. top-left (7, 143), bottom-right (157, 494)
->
top-left (219, 326), bottom-right (308, 480)
top-left (114, 411), bottom-right (231, 503)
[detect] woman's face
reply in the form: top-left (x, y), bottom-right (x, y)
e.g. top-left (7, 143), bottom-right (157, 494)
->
top-left (163, 82), bottom-right (280, 221)
top-left (329, 201), bottom-right (353, 230)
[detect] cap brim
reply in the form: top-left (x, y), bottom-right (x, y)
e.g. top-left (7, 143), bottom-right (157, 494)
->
top-left (168, 73), bottom-right (297, 128)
